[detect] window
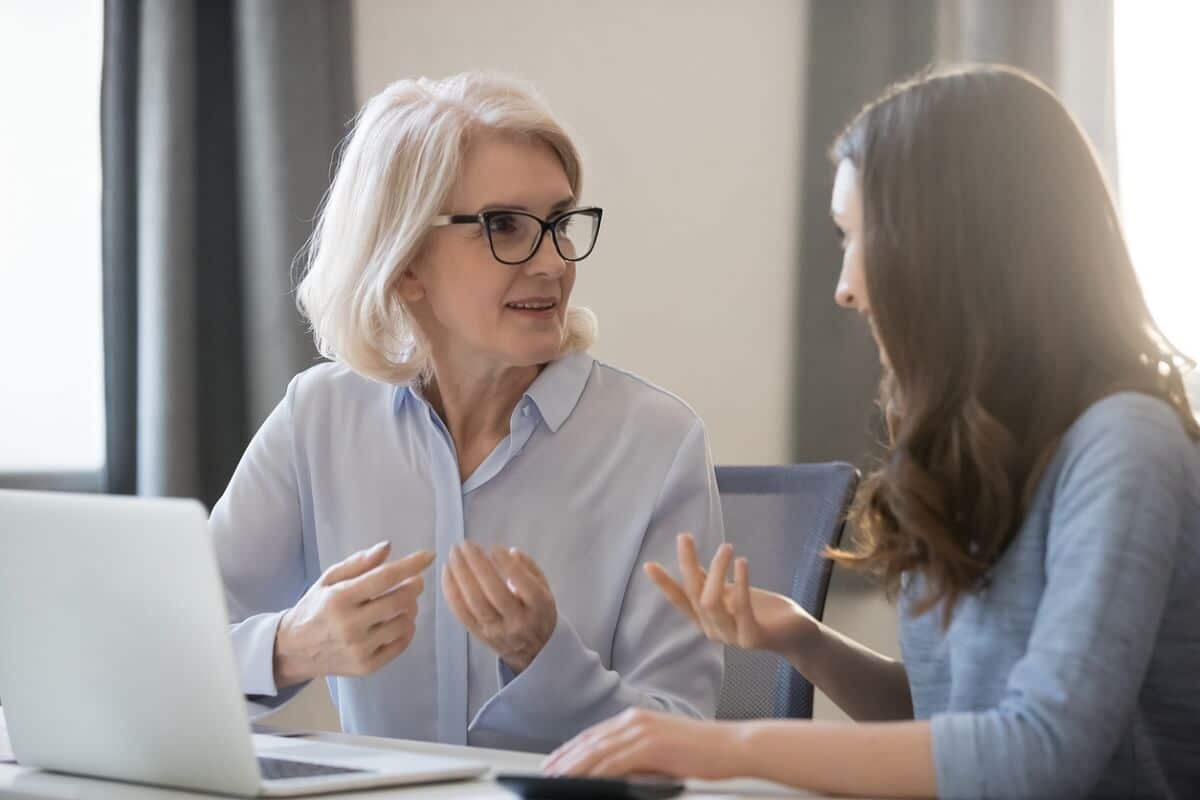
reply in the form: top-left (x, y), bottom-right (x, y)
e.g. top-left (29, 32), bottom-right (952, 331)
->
top-left (0, 1), bottom-right (105, 488)
top-left (1114, 0), bottom-right (1200, 409)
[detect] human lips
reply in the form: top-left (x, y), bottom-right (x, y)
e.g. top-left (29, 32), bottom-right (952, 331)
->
top-left (505, 296), bottom-right (559, 314)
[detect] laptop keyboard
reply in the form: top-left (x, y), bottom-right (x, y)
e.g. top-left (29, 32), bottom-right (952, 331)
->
top-left (258, 756), bottom-right (369, 781)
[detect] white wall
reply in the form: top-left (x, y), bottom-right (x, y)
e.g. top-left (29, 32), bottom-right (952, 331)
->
top-left (352, 0), bottom-right (808, 465)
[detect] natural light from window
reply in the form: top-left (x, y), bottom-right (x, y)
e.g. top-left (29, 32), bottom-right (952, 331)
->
top-left (0, 1), bottom-right (105, 472)
top-left (1115, 0), bottom-right (1200, 406)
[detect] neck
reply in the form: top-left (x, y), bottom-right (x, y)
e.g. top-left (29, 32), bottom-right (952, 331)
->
top-left (424, 349), bottom-right (542, 478)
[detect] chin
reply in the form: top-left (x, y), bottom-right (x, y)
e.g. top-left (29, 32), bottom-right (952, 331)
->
top-left (492, 320), bottom-right (568, 367)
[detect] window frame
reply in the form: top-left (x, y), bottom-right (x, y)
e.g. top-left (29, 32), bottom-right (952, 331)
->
top-left (0, 470), bottom-right (104, 493)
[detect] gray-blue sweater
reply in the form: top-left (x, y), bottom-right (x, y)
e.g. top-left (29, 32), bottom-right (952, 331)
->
top-left (901, 392), bottom-right (1200, 799)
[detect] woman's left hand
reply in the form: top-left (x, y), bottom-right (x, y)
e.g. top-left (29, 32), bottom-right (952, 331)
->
top-left (443, 542), bottom-right (557, 673)
top-left (542, 708), bottom-right (741, 780)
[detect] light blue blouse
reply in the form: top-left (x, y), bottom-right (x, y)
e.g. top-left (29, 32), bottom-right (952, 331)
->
top-left (209, 351), bottom-right (725, 752)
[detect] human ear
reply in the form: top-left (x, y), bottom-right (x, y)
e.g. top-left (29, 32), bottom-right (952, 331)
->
top-left (395, 266), bottom-right (426, 303)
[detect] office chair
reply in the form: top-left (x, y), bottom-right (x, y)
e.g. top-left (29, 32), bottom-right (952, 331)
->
top-left (712, 463), bottom-right (860, 720)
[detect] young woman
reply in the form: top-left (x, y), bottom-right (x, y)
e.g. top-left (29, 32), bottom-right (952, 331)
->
top-left (545, 65), bottom-right (1200, 799)
top-left (209, 73), bottom-right (724, 752)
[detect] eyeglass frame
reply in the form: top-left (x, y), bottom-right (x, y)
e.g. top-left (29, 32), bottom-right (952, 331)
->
top-left (429, 206), bottom-right (604, 266)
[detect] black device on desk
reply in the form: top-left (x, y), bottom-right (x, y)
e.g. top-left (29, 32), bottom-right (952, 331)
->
top-left (496, 773), bottom-right (685, 799)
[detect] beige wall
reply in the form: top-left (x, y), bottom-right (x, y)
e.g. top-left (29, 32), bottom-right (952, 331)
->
top-left (352, 0), bottom-right (808, 465)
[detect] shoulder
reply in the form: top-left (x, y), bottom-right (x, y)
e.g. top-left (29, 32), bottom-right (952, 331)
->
top-left (285, 360), bottom-right (398, 420)
top-left (1057, 392), bottom-right (1197, 476)
top-left (583, 359), bottom-right (708, 441)
top-left (1066, 391), bottom-right (1190, 441)
top-left (1039, 391), bottom-right (1200, 515)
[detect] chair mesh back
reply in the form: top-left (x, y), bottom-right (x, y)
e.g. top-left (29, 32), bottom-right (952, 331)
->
top-left (713, 463), bottom-right (859, 720)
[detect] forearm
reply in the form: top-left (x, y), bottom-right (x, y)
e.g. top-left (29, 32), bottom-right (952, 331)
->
top-left (729, 719), bottom-right (936, 798)
top-left (783, 620), bottom-right (912, 720)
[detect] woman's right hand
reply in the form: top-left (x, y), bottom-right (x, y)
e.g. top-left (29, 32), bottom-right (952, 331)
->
top-left (644, 533), bottom-right (819, 660)
top-left (273, 541), bottom-right (435, 688)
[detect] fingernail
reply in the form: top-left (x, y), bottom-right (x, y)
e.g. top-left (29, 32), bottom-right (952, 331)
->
top-left (370, 540), bottom-right (389, 552)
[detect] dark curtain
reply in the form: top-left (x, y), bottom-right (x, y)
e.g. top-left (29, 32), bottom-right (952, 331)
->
top-left (101, 0), bottom-right (354, 507)
top-left (791, 0), bottom-right (1116, 466)
top-left (791, 1), bottom-right (939, 465)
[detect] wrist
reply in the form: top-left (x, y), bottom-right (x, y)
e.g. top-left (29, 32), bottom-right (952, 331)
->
top-left (500, 638), bottom-right (542, 675)
top-left (501, 615), bottom-right (558, 675)
top-left (272, 609), bottom-right (311, 689)
top-left (777, 613), bottom-right (824, 673)
top-left (500, 652), bottom-right (532, 675)
top-left (715, 721), bottom-right (757, 779)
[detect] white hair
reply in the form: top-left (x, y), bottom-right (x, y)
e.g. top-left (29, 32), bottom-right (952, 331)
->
top-left (295, 72), bottom-right (598, 384)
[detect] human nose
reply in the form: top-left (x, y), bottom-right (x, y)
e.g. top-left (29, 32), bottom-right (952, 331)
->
top-left (834, 267), bottom-right (858, 309)
top-left (523, 226), bottom-right (567, 277)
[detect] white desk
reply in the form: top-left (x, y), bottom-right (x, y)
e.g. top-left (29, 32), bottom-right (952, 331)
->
top-left (0, 711), bottom-right (820, 799)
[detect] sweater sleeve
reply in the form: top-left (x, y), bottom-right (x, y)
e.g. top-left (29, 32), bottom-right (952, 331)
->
top-left (930, 399), bottom-right (1190, 799)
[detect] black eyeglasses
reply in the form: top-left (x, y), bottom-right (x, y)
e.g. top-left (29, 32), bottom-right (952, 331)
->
top-left (430, 206), bottom-right (603, 265)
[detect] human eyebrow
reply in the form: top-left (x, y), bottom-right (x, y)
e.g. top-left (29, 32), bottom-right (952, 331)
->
top-left (477, 196), bottom-right (577, 215)
top-left (478, 203), bottom-right (529, 213)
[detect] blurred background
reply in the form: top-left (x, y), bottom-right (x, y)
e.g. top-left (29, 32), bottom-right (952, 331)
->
top-left (2, 0), bottom-right (1197, 723)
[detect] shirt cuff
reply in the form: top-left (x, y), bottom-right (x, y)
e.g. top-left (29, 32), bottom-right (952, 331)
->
top-left (931, 711), bottom-right (984, 799)
top-left (231, 610), bottom-right (286, 697)
top-left (469, 615), bottom-right (596, 750)
top-left (495, 614), bottom-right (573, 689)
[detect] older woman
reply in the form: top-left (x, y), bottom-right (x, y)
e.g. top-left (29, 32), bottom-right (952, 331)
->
top-left (209, 73), bottom-right (723, 753)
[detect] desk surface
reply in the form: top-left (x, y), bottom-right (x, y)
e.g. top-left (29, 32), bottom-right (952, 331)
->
top-left (0, 710), bottom-right (819, 799)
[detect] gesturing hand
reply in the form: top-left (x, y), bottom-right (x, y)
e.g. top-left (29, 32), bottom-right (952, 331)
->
top-left (442, 542), bottom-right (556, 674)
top-left (643, 533), bottom-right (819, 659)
top-left (273, 541), bottom-right (435, 688)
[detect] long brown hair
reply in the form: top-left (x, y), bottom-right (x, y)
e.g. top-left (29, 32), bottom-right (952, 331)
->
top-left (827, 65), bottom-right (1199, 624)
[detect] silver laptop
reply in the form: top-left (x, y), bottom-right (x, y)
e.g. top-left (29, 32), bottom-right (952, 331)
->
top-left (0, 489), bottom-right (488, 796)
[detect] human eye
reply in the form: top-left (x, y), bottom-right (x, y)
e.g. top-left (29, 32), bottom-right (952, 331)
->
top-left (553, 213), bottom-right (576, 236)
top-left (486, 212), bottom-right (523, 237)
